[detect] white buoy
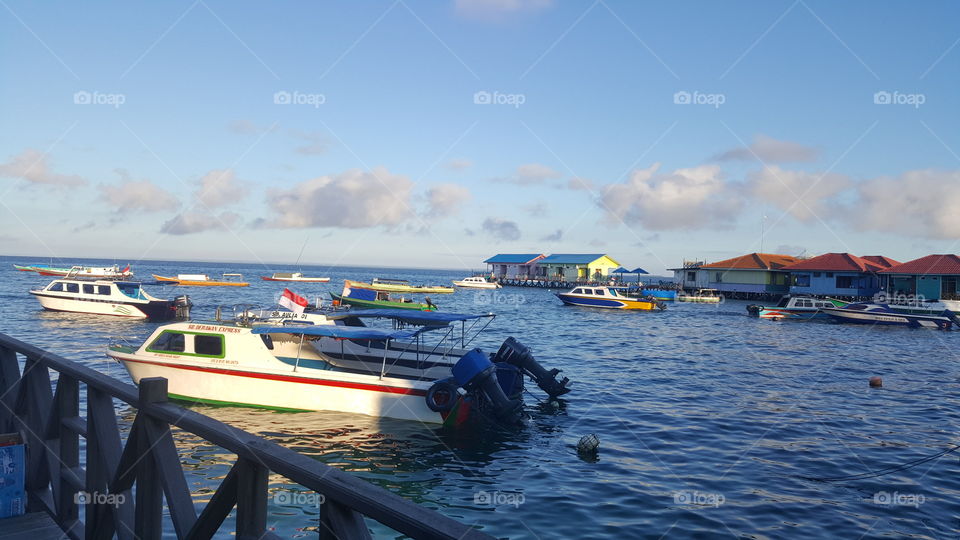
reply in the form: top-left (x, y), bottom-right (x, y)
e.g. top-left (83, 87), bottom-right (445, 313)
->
top-left (577, 434), bottom-right (600, 455)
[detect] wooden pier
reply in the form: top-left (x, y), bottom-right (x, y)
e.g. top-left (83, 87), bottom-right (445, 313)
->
top-left (0, 332), bottom-right (493, 540)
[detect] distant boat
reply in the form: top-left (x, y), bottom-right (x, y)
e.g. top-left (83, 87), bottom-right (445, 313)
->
top-left (347, 278), bottom-right (454, 294)
top-left (332, 282), bottom-right (436, 311)
top-left (452, 276), bottom-right (501, 289)
top-left (677, 289), bottom-right (723, 303)
top-left (14, 263), bottom-right (133, 279)
top-left (556, 286), bottom-right (665, 310)
top-left (30, 278), bottom-right (191, 320)
top-left (643, 289), bottom-right (677, 301)
top-left (822, 303), bottom-right (960, 329)
top-left (746, 295), bottom-right (847, 320)
top-left (261, 272), bottom-right (330, 283)
top-left (153, 273), bottom-right (250, 287)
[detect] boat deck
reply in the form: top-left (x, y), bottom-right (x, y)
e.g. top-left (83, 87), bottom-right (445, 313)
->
top-left (0, 512), bottom-right (65, 539)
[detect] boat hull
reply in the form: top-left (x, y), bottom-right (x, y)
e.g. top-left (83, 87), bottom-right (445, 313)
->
top-left (644, 289), bottom-right (676, 301)
top-left (822, 307), bottom-right (953, 328)
top-left (452, 280), bottom-right (501, 289)
top-left (153, 274), bottom-right (249, 287)
top-left (555, 293), bottom-right (659, 310)
top-left (331, 292), bottom-right (434, 311)
top-left (111, 352), bottom-right (441, 422)
top-left (677, 296), bottom-right (721, 303)
top-left (754, 308), bottom-right (829, 320)
top-left (347, 279), bottom-right (454, 294)
top-left (31, 292), bottom-right (157, 319)
top-left (261, 276), bottom-right (330, 282)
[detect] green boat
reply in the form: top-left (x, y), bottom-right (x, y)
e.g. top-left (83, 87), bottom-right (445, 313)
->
top-left (330, 292), bottom-right (436, 311)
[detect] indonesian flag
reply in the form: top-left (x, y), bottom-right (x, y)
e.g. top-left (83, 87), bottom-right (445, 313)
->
top-left (279, 288), bottom-right (308, 314)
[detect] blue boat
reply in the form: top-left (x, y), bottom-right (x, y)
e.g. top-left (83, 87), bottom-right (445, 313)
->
top-left (822, 303), bottom-right (960, 329)
top-left (644, 289), bottom-right (676, 301)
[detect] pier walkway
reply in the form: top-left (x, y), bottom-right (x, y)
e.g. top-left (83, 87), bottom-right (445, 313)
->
top-left (0, 332), bottom-right (493, 540)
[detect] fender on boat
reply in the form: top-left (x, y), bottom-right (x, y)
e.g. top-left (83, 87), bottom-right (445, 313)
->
top-left (493, 337), bottom-right (570, 398)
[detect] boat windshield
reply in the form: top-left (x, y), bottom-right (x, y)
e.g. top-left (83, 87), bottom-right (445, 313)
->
top-left (116, 282), bottom-right (145, 300)
top-left (777, 297), bottom-right (790, 307)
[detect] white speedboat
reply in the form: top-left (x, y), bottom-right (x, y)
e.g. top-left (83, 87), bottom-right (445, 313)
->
top-left (677, 289), bottom-right (723, 303)
top-left (452, 276), bottom-right (501, 289)
top-left (106, 308), bottom-right (571, 427)
top-left (822, 303), bottom-right (960, 329)
top-left (30, 279), bottom-right (191, 320)
top-left (261, 272), bottom-right (330, 283)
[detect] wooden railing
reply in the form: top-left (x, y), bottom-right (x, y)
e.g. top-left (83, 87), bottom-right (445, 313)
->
top-left (0, 332), bottom-right (492, 540)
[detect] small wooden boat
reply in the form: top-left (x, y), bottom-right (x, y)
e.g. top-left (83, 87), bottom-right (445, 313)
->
top-left (677, 289), bottom-right (723, 303)
top-left (346, 278), bottom-right (454, 294)
top-left (556, 286), bottom-right (666, 310)
top-left (261, 272), bottom-right (330, 283)
top-left (746, 295), bottom-right (847, 320)
top-left (15, 263), bottom-right (133, 279)
top-left (30, 278), bottom-right (191, 320)
top-left (153, 273), bottom-right (250, 287)
top-left (452, 276), bottom-right (501, 289)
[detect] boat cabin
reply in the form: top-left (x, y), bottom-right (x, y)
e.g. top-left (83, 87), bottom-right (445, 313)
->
top-left (43, 279), bottom-right (149, 300)
top-left (775, 295), bottom-right (836, 309)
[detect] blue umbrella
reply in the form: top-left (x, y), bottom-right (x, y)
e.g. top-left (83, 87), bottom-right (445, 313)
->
top-left (631, 267), bottom-right (649, 274)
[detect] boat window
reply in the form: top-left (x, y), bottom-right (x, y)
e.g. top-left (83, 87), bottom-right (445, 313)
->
top-left (147, 332), bottom-right (185, 353)
top-left (83, 284), bottom-right (95, 294)
top-left (194, 335), bottom-right (223, 356)
top-left (47, 282), bottom-right (65, 292)
top-left (573, 288), bottom-right (583, 294)
top-left (777, 297), bottom-right (789, 307)
top-left (98, 286), bottom-right (111, 295)
top-left (117, 283), bottom-right (143, 300)
top-left (65, 283), bottom-right (79, 293)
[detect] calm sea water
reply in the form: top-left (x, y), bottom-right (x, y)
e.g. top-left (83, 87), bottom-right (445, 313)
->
top-left (4, 256), bottom-right (959, 539)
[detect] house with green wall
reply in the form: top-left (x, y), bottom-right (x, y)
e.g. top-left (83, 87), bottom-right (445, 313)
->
top-left (879, 254), bottom-right (960, 301)
top-left (537, 254), bottom-right (621, 282)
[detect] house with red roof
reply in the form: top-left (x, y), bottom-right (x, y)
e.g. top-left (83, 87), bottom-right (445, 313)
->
top-left (780, 253), bottom-right (899, 297)
top-left (697, 253), bottom-right (800, 295)
top-left (879, 254), bottom-right (960, 302)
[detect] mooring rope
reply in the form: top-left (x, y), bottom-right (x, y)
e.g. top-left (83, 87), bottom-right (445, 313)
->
top-left (799, 444), bottom-right (960, 482)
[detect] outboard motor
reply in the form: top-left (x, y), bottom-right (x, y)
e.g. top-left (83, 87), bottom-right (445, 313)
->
top-left (745, 304), bottom-right (761, 316)
top-left (493, 337), bottom-right (570, 399)
top-left (173, 295), bottom-right (192, 319)
top-left (452, 348), bottom-right (523, 424)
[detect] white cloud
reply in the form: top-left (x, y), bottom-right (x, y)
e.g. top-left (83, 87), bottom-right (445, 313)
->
top-left (482, 217), bottom-right (521, 241)
top-left (716, 135), bottom-right (819, 163)
top-left (567, 176), bottom-right (594, 191)
top-left (494, 163), bottom-right (562, 185)
top-left (0, 149), bottom-right (86, 186)
top-left (747, 166), bottom-right (849, 222)
top-left (194, 169), bottom-right (248, 208)
top-left (599, 163), bottom-right (742, 230)
top-left (445, 158), bottom-right (473, 171)
top-left (263, 167), bottom-right (414, 229)
top-left (289, 129), bottom-right (329, 156)
top-left (161, 211), bottom-right (240, 235)
top-left (425, 183), bottom-right (471, 218)
top-left (455, 0), bottom-right (554, 19)
top-left (522, 202), bottom-right (548, 217)
top-left (849, 169), bottom-right (960, 239)
top-left (540, 229), bottom-right (563, 241)
top-left (100, 171), bottom-right (180, 213)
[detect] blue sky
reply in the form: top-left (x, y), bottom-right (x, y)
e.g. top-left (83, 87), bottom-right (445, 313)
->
top-left (1, 0), bottom-right (958, 272)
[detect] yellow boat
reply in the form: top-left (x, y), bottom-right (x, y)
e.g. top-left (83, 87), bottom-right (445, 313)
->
top-left (345, 278), bottom-right (454, 294)
top-left (555, 286), bottom-right (666, 310)
top-left (153, 273), bottom-right (250, 287)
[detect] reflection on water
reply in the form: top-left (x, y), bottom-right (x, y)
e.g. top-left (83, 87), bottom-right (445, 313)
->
top-left (3, 256), bottom-right (960, 538)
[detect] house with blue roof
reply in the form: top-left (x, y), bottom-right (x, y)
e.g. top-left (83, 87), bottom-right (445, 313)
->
top-left (538, 254), bottom-right (621, 282)
top-left (483, 254), bottom-right (546, 280)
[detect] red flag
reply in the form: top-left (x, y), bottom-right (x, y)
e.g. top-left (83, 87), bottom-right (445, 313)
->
top-left (279, 288), bottom-right (308, 314)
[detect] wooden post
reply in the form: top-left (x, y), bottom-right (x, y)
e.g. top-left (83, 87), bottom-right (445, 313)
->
top-left (134, 379), bottom-right (167, 540)
top-left (236, 458), bottom-right (268, 540)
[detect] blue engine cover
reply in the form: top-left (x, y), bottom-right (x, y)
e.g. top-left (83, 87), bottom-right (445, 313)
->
top-left (495, 363), bottom-right (524, 398)
top-left (452, 348), bottom-right (493, 386)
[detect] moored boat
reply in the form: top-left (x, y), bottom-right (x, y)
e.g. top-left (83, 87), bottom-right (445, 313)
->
top-left (822, 303), bottom-right (960, 329)
top-left (677, 289), bottom-right (723, 303)
top-left (30, 279), bottom-right (191, 320)
top-left (556, 286), bottom-right (666, 310)
top-left (332, 281), bottom-right (436, 311)
top-left (261, 272), bottom-right (330, 282)
top-left (643, 289), bottom-right (677, 301)
top-left (452, 276), bottom-right (501, 289)
top-left (346, 278), bottom-right (454, 294)
top-left (746, 295), bottom-right (848, 320)
top-left (15, 263), bottom-right (133, 279)
top-left (153, 273), bottom-right (250, 287)
top-left (106, 309), bottom-right (571, 427)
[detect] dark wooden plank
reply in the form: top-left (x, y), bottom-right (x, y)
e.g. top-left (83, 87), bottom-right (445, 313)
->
top-left (185, 460), bottom-right (240, 540)
top-left (235, 458), bottom-right (268, 540)
top-left (320, 499), bottom-right (373, 540)
top-left (134, 423), bottom-right (162, 540)
top-left (87, 388), bottom-right (134, 540)
top-left (142, 418), bottom-right (197, 536)
top-left (0, 511), bottom-right (65, 540)
top-left (0, 345), bottom-right (21, 432)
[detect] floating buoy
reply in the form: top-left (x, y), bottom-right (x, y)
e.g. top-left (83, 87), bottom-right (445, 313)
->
top-left (577, 434), bottom-right (600, 455)
top-left (869, 376), bottom-right (883, 388)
